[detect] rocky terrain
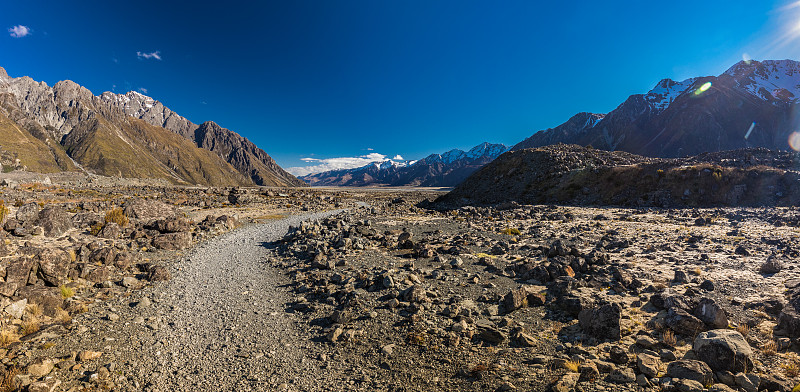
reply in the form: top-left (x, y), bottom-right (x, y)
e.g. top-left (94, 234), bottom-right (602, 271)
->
top-left (438, 144), bottom-right (800, 208)
top-left (513, 59), bottom-right (800, 157)
top-left (0, 67), bottom-right (304, 187)
top-left (301, 142), bottom-right (508, 187)
top-left (0, 170), bottom-right (797, 391)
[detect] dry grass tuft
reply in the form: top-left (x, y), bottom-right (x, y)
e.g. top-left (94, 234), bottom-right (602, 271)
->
top-left (564, 360), bottom-right (582, 373)
top-left (20, 319), bottom-right (39, 336)
top-left (500, 227), bottom-right (521, 236)
top-left (0, 200), bottom-right (8, 223)
top-left (25, 303), bottom-right (42, 317)
top-left (59, 285), bottom-right (74, 299)
top-left (89, 223), bottom-right (103, 236)
top-left (0, 366), bottom-right (19, 392)
top-left (662, 329), bottom-right (677, 347)
top-left (736, 324), bottom-right (750, 337)
top-left (104, 208), bottom-right (129, 227)
top-left (54, 307), bottom-right (71, 324)
top-left (0, 330), bottom-right (19, 348)
top-left (761, 340), bottom-right (778, 356)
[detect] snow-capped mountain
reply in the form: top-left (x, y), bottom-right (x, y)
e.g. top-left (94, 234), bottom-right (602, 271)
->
top-left (302, 142), bottom-right (508, 187)
top-left (724, 59), bottom-right (800, 102)
top-left (512, 59), bottom-right (800, 157)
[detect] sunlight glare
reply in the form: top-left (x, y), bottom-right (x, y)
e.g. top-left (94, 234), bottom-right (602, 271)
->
top-left (694, 82), bottom-right (712, 95)
top-left (789, 132), bottom-right (800, 151)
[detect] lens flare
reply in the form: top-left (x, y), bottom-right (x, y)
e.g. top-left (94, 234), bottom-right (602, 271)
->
top-left (694, 82), bottom-right (712, 95)
top-left (789, 132), bottom-right (800, 151)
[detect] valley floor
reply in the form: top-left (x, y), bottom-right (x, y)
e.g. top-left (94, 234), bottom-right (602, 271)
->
top-left (0, 182), bottom-right (798, 391)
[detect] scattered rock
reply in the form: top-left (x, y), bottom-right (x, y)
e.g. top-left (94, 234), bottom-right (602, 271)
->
top-left (578, 303), bottom-right (621, 340)
top-left (667, 360), bottom-right (713, 386)
top-left (693, 329), bottom-right (753, 373)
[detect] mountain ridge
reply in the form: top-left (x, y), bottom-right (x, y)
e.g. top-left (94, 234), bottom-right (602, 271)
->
top-left (512, 59), bottom-right (800, 157)
top-left (0, 66), bottom-right (304, 187)
top-left (301, 142), bottom-right (508, 187)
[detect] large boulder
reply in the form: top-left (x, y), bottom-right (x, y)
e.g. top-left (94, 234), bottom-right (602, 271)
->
top-left (35, 206), bottom-right (72, 237)
top-left (152, 232), bottom-right (192, 250)
top-left (16, 286), bottom-right (64, 317)
top-left (502, 285), bottom-right (546, 312)
top-left (694, 297), bottom-right (728, 328)
top-left (0, 255), bottom-right (35, 296)
top-left (693, 329), bottom-right (753, 373)
top-left (665, 307), bottom-right (706, 336)
top-left (35, 248), bottom-right (71, 286)
top-left (123, 198), bottom-right (175, 220)
top-left (147, 217), bottom-right (190, 234)
top-left (16, 202), bottom-right (40, 224)
top-left (667, 360), bottom-right (713, 386)
top-left (578, 303), bottom-right (621, 340)
top-left (98, 222), bottom-right (121, 239)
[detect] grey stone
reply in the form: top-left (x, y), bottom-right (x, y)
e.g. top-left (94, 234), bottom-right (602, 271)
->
top-left (735, 373), bottom-right (759, 392)
top-left (665, 307), bottom-right (705, 336)
top-left (552, 373), bottom-right (579, 392)
top-left (675, 379), bottom-right (705, 392)
top-left (694, 297), bottom-right (728, 328)
top-left (707, 384), bottom-right (736, 392)
top-left (608, 344), bottom-right (629, 364)
top-left (35, 206), bottom-right (72, 237)
top-left (578, 303), bottom-right (621, 340)
top-left (636, 353), bottom-right (662, 378)
top-left (4, 298), bottom-right (27, 319)
top-left (27, 358), bottom-right (54, 378)
top-left (608, 367), bottom-right (636, 384)
top-left (693, 329), bottom-right (753, 373)
top-left (667, 360), bottom-right (713, 385)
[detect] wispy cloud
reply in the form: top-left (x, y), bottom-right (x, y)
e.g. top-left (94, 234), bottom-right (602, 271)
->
top-left (137, 51), bottom-right (162, 60)
top-left (8, 25), bottom-right (30, 38)
top-left (137, 87), bottom-right (148, 94)
top-left (287, 152), bottom-right (400, 176)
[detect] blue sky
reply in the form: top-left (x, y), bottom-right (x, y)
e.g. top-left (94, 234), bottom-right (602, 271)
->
top-left (3, 1), bottom-right (800, 175)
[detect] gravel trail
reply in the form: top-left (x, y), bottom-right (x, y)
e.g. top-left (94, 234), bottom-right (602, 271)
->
top-left (127, 211), bottom-right (343, 391)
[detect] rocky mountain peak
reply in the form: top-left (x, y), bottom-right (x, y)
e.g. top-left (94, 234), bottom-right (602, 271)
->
top-left (99, 90), bottom-right (196, 139)
top-left (723, 59), bottom-right (800, 102)
top-left (644, 77), bottom-right (698, 111)
top-left (53, 80), bottom-right (95, 103)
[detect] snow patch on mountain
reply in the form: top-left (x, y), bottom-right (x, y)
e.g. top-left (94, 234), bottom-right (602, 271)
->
top-left (645, 78), bottom-right (698, 111)
top-left (419, 143), bottom-right (508, 165)
top-left (724, 59), bottom-right (800, 102)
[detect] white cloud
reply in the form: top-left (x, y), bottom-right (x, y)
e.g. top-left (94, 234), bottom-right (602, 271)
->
top-left (137, 87), bottom-right (148, 94)
top-left (287, 153), bottom-right (395, 177)
top-left (392, 155), bottom-right (404, 160)
top-left (8, 25), bottom-right (30, 38)
top-left (137, 51), bottom-right (162, 60)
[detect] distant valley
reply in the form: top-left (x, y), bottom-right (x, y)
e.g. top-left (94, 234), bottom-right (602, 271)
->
top-left (301, 142), bottom-right (508, 187)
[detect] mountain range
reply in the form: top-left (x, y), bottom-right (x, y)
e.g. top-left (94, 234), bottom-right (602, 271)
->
top-left (301, 142), bottom-right (508, 187)
top-left (512, 59), bottom-right (800, 157)
top-left (0, 67), bottom-right (304, 187)
top-left (2, 59), bottom-right (799, 189)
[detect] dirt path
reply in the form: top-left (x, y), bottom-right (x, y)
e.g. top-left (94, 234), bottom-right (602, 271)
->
top-left (58, 211), bottom-right (343, 392)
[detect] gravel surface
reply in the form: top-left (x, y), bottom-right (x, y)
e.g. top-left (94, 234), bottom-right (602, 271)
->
top-left (57, 211), bottom-right (345, 391)
top-left (143, 211), bottom-right (345, 391)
